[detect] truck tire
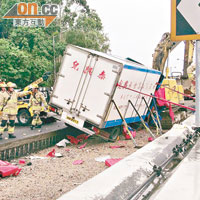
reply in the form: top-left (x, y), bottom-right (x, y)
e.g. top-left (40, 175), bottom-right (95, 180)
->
top-left (17, 109), bottom-right (32, 126)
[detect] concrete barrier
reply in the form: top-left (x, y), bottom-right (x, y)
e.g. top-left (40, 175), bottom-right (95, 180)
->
top-left (57, 116), bottom-right (194, 200)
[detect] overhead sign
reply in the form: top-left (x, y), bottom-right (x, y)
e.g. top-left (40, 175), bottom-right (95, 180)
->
top-left (171, 0), bottom-right (200, 41)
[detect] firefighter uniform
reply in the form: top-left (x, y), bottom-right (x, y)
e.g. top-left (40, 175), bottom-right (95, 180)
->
top-left (0, 82), bottom-right (8, 121)
top-left (28, 84), bottom-right (48, 129)
top-left (0, 82), bottom-right (9, 139)
top-left (0, 82), bottom-right (30, 139)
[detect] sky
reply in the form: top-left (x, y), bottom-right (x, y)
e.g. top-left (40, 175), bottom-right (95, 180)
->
top-left (86, 0), bottom-right (186, 74)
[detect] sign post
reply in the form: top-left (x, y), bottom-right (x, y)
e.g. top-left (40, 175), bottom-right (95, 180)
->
top-left (196, 41), bottom-right (200, 126)
top-left (171, 0), bottom-right (200, 126)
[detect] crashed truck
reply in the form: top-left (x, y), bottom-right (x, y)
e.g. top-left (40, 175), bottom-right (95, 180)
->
top-left (49, 45), bottom-right (162, 141)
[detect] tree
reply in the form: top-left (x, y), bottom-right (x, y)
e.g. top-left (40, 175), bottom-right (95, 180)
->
top-left (65, 11), bottom-right (110, 52)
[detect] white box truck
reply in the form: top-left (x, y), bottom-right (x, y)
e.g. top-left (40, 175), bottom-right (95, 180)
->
top-left (49, 45), bottom-right (162, 140)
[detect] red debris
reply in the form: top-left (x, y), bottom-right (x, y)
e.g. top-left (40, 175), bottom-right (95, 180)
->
top-left (148, 137), bottom-right (154, 142)
top-left (66, 135), bottom-right (82, 145)
top-left (46, 149), bottom-right (55, 157)
top-left (123, 126), bottom-right (136, 140)
top-left (105, 158), bottom-right (122, 167)
top-left (65, 149), bottom-right (71, 152)
top-left (19, 159), bottom-right (25, 164)
top-left (78, 143), bottom-right (87, 149)
top-left (77, 134), bottom-right (90, 140)
top-left (0, 160), bottom-right (21, 177)
top-left (73, 160), bottom-right (84, 165)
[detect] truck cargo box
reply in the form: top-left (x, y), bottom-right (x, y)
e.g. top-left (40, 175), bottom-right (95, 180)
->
top-left (50, 45), bottom-right (162, 138)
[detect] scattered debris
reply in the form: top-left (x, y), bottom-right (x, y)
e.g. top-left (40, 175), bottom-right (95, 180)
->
top-left (29, 156), bottom-right (47, 160)
top-left (123, 126), bottom-right (136, 140)
top-left (26, 162), bottom-right (32, 166)
top-left (46, 149), bottom-right (55, 157)
top-left (148, 137), bottom-right (154, 142)
top-left (56, 139), bottom-right (71, 148)
top-left (55, 153), bottom-right (63, 158)
top-left (0, 160), bottom-right (21, 177)
top-left (95, 155), bottom-right (111, 162)
top-left (19, 159), bottom-right (26, 165)
top-left (105, 158), bottom-right (122, 167)
top-left (67, 135), bottom-right (82, 145)
top-left (65, 149), bottom-right (71, 152)
top-left (73, 160), bottom-right (84, 165)
top-left (78, 143), bottom-right (87, 149)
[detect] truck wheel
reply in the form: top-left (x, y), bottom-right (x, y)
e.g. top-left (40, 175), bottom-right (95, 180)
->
top-left (17, 109), bottom-right (32, 126)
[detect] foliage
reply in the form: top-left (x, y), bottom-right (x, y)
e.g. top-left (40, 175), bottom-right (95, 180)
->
top-left (66, 11), bottom-right (109, 52)
top-left (0, 0), bottom-right (110, 88)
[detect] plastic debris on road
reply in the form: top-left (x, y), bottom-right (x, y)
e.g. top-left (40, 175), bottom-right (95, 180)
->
top-left (73, 160), bottom-right (84, 165)
top-left (123, 126), bottom-right (136, 140)
top-left (29, 156), bottom-right (47, 160)
top-left (95, 155), bottom-right (111, 162)
top-left (55, 153), bottom-right (63, 158)
top-left (148, 137), bottom-right (154, 142)
top-left (66, 135), bottom-right (82, 145)
top-left (0, 160), bottom-right (21, 177)
top-left (56, 139), bottom-right (71, 148)
top-left (19, 159), bottom-right (25, 165)
top-left (78, 143), bottom-right (87, 149)
top-left (46, 149), bottom-right (55, 157)
top-left (65, 149), bottom-right (71, 152)
top-left (105, 158), bottom-right (122, 167)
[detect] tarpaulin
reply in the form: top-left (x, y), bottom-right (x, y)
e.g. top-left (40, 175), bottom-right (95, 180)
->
top-left (155, 88), bottom-right (174, 121)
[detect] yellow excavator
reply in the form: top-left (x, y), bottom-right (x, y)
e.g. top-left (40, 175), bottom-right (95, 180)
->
top-left (152, 32), bottom-right (195, 104)
top-left (152, 32), bottom-right (195, 129)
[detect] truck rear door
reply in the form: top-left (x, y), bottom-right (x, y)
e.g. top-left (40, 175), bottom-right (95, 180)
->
top-left (50, 45), bottom-right (122, 128)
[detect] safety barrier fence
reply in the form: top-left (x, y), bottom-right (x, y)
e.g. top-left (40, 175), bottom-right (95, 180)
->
top-left (0, 128), bottom-right (67, 161)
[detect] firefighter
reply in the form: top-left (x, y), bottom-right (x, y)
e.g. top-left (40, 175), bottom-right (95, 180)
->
top-left (0, 82), bottom-right (8, 124)
top-left (0, 82), bottom-right (31, 139)
top-left (28, 84), bottom-right (48, 130)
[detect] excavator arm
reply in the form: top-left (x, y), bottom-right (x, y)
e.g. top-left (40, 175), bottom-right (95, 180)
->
top-left (182, 40), bottom-right (195, 79)
top-left (152, 32), bottom-right (180, 73)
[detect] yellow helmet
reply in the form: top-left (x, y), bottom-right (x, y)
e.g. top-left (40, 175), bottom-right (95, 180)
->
top-left (0, 82), bottom-right (7, 88)
top-left (32, 84), bottom-right (39, 89)
top-left (7, 82), bottom-right (17, 88)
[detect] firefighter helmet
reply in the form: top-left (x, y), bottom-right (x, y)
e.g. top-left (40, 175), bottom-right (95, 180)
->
top-left (0, 82), bottom-right (7, 88)
top-left (7, 82), bottom-right (17, 88)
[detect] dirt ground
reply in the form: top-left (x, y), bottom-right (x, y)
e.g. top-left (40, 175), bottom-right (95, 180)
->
top-left (0, 128), bottom-right (164, 200)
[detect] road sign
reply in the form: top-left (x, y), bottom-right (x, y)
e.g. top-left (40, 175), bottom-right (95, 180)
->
top-left (171, 0), bottom-right (200, 41)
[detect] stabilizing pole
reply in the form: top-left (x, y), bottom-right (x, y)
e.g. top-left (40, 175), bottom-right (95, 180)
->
top-left (128, 100), bottom-right (155, 139)
top-left (142, 97), bottom-right (162, 135)
top-left (151, 94), bottom-right (163, 134)
top-left (111, 100), bottom-right (139, 147)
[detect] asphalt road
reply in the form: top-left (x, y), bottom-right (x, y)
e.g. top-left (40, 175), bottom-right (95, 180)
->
top-left (0, 120), bottom-right (67, 145)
